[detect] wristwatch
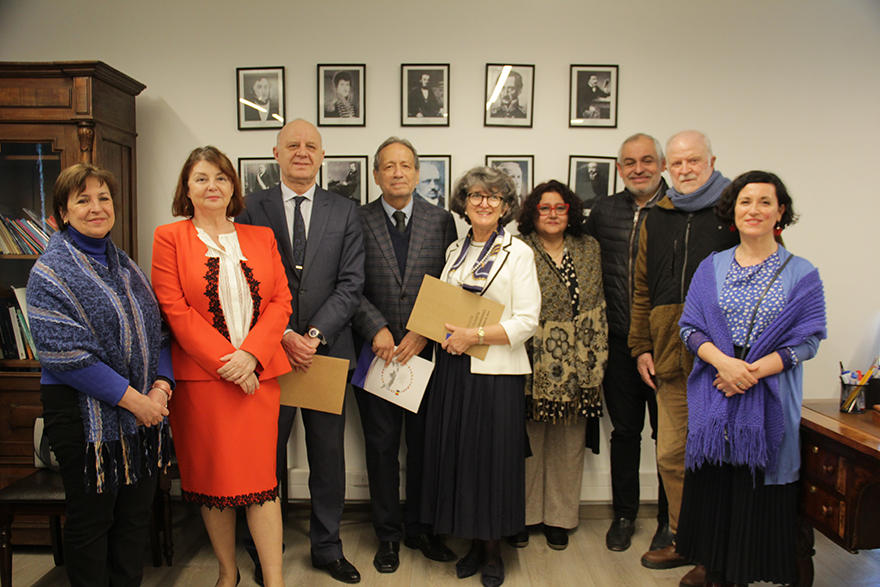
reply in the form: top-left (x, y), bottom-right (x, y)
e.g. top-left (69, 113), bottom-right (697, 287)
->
top-left (308, 326), bottom-right (327, 345)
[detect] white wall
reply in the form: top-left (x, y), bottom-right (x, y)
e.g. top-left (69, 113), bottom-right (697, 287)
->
top-left (3, 0), bottom-right (879, 503)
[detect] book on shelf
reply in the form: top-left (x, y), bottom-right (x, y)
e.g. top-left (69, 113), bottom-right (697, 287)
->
top-left (0, 210), bottom-right (54, 255)
top-left (7, 304), bottom-right (27, 360)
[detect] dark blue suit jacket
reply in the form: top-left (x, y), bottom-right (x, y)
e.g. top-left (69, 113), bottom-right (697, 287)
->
top-left (237, 183), bottom-right (365, 364)
top-left (352, 197), bottom-right (457, 347)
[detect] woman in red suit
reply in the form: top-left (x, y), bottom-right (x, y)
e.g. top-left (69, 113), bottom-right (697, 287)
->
top-left (151, 146), bottom-right (292, 587)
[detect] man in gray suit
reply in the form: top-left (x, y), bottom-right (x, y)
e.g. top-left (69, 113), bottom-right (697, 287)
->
top-left (237, 119), bottom-right (365, 584)
top-left (352, 137), bottom-right (458, 574)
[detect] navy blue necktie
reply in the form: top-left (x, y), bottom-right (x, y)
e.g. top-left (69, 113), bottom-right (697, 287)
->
top-left (292, 196), bottom-right (306, 271)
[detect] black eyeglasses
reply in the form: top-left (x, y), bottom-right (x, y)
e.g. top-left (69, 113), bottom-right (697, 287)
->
top-left (467, 192), bottom-right (504, 207)
top-left (536, 203), bottom-right (570, 216)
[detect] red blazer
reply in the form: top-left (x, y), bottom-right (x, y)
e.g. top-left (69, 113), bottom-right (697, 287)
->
top-left (151, 219), bottom-right (292, 381)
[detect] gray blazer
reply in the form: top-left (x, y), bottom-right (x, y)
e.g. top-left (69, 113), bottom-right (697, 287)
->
top-left (352, 197), bottom-right (458, 345)
top-left (237, 184), bottom-right (365, 363)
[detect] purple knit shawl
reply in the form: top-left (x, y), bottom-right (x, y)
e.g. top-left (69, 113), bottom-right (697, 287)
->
top-left (681, 253), bottom-right (826, 474)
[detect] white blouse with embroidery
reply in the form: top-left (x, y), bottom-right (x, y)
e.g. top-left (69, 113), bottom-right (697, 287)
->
top-left (194, 227), bottom-right (253, 349)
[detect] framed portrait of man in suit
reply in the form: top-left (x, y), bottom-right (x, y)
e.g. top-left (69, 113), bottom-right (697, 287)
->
top-left (484, 64), bottom-right (534, 128)
top-left (486, 155), bottom-right (534, 207)
top-left (238, 157), bottom-right (281, 196)
top-left (414, 155), bottom-right (451, 209)
top-left (319, 155), bottom-right (368, 205)
top-left (236, 66), bottom-right (285, 130)
top-left (401, 64), bottom-right (450, 127)
top-left (569, 155), bottom-right (617, 213)
top-left (569, 65), bottom-right (618, 128)
top-left (318, 64), bottom-right (366, 127)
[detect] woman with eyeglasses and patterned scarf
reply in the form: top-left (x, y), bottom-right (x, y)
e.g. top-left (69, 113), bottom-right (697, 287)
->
top-left (420, 166), bottom-right (540, 587)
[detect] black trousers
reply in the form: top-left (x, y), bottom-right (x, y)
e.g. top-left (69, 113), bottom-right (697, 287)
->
top-left (353, 385), bottom-right (430, 542)
top-left (41, 385), bottom-right (156, 587)
top-left (245, 403), bottom-right (347, 565)
top-left (602, 336), bottom-right (669, 522)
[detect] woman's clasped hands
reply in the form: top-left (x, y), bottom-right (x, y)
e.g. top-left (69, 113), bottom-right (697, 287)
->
top-left (218, 349), bottom-right (260, 394)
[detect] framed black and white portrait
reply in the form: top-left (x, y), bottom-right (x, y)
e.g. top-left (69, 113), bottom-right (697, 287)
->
top-left (484, 64), bottom-right (534, 128)
top-left (320, 156), bottom-right (368, 205)
top-left (401, 64), bottom-right (450, 127)
top-left (569, 65), bottom-right (618, 128)
top-left (486, 155), bottom-right (534, 206)
top-left (415, 155), bottom-right (451, 209)
top-left (569, 156), bottom-right (617, 212)
top-left (318, 65), bottom-right (365, 127)
top-left (238, 158), bottom-right (280, 196)
top-left (236, 67), bottom-right (285, 130)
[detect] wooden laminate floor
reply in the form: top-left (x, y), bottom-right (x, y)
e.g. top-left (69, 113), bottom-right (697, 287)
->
top-left (11, 504), bottom-right (880, 586)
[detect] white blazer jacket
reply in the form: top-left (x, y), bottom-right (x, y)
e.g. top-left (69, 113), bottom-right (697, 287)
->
top-left (441, 229), bottom-right (541, 375)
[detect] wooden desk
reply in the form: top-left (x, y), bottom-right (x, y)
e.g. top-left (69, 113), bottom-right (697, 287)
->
top-left (798, 400), bottom-right (880, 586)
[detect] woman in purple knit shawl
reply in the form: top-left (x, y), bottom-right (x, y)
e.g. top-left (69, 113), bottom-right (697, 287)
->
top-left (676, 171), bottom-right (826, 587)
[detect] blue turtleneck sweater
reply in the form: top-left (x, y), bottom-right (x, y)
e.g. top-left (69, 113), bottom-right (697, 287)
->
top-left (39, 227), bottom-right (174, 405)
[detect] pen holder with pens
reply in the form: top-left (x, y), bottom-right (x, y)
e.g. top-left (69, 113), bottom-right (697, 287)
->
top-left (841, 382), bottom-right (866, 413)
top-left (839, 378), bottom-right (880, 414)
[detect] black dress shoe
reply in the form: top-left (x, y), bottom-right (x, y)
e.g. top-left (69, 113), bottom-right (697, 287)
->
top-left (312, 556), bottom-right (361, 583)
top-left (455, 552), bottom-right (482, 578)
top-left (481, 559), bottom-right (505, 587)
top-left (606, 518), bottom-right (636, 551)
top-left (505, 528), bottom-right (529, 548)
top-left (543, 525), bottom-right (568, 550)
top-left (373, 541), bottom-right (400, 573)
top-left (650, 521), bottom-right (674, 551)
top-left (404, 532), bottom-right (456, 562)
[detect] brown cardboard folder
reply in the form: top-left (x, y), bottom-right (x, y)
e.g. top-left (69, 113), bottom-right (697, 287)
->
top-left (278, 355), bottom-right (350, 414)
top-left (406, 275), bottom-right (504, 360)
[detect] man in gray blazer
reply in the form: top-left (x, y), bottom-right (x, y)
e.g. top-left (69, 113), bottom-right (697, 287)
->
top-left (352, 137), bottom-right (458, 573)
top-left (237, 119), bottom-right (365, 584)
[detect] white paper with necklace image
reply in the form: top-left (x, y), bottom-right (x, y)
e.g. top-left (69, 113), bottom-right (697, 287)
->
top-left (363, 352), bottom-right (435, 413)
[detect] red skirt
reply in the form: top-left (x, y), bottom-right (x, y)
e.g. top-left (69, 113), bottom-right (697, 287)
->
top-left (169, 377), bottom-right (279, 509)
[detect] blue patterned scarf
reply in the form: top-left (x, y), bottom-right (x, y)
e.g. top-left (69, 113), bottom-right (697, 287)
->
top-left (666, 170), bottom-right (730, 212)
top-left (448, 226), bottom-right (505, 294)
top-left (680, 253), bottom-right (826, 475)
top-left (27, 231), bottom-right (170, 492)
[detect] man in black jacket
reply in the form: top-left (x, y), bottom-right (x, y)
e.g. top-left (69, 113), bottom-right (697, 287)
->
top-left (585, 133), bottom-right (670, 553)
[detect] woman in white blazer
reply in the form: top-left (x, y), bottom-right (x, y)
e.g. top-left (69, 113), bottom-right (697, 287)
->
top-left (421, 166), bottom-right (540, 587)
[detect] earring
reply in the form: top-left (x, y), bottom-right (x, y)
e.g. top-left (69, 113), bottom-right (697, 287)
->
top-left (774, 223), bottom-right (783, 236)
top-left (728, 224), bottom-right (737, 233)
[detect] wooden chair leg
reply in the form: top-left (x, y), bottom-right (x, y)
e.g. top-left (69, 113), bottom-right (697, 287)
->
top-left (49, 514), bottom-right (63, 566)
top-left (0, 513), bottom-right (12, 587)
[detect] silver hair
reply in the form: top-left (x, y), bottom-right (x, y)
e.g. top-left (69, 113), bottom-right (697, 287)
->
top-left (665, 130), bottom-right (713, 158)
top-left (449, 166), bottom-right (519, 227)
top-left (617, 133), bottom-right (665, 164)
top-left (373, 137), bottom-right (420, 172)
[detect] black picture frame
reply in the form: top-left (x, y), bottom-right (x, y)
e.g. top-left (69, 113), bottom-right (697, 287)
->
top-left (484, 64), bottom-right (534, 128)
top-left (320, 155), bottom-right (368, 205)
top-left (415, 155), bottom-right (452, 209)
top-left (486, 155), bottom-right (534, 206)
top-left (238, 157), bottom-right (281, 196)
top-left (569, 155), bottom-right (617, 212)
top-left (569, 65), bottom-right (619, 128)
top-left (318, 64), bottom-right (366, 127)
top-left (236, 67), bottom-right (285, 130)
top-left (401, 64), bottom-right (450, 127)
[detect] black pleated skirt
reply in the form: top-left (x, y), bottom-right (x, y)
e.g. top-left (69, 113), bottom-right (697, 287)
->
top-left (420, 351), bottom-right (526, 540)
top-left (676, 462), bottom-right (798, 585)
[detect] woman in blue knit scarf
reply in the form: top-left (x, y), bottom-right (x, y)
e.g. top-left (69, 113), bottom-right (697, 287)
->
top-left (27, 164), bottom-right (173, 587)
top-left (676, 171), bottom-right (826, 586)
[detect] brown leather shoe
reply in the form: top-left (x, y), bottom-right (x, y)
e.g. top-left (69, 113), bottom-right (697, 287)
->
top-left (679, 564), bottom-right (707, 587)
top-left (641, 544), bottom-right (690, 569)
